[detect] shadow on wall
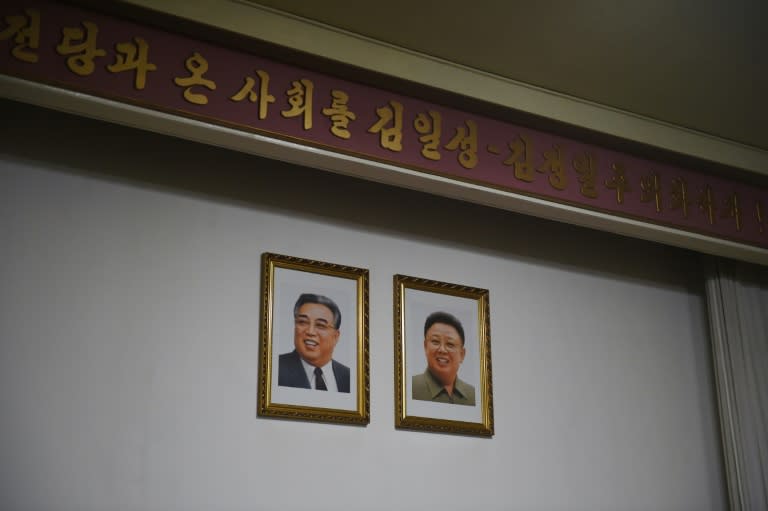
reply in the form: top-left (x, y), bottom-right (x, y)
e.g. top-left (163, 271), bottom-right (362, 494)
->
top-left (1, 98), bottom-right (702, 289)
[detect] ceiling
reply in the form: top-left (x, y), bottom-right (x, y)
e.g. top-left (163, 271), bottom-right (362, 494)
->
top-left (248, 0), bottom-right (768, 152)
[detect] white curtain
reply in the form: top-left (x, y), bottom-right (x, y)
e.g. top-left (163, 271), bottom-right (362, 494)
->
top-left (706, 258), bottom-right (768, 511)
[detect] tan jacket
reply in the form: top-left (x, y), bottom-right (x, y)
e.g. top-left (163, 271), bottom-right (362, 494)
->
top-left (412, 368), bottom-right (476, 406)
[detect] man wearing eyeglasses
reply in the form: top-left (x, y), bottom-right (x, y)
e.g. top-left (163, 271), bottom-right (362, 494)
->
top-left (278, 293), bottom-right (350, 392)
top-left (412, 311), bottom-right (475, 405)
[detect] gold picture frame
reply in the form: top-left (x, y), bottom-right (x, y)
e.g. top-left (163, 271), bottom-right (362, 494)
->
top-left (394, 274), bottom-right (493, 436)
top-left (258, 253), bottom-right (369, 425)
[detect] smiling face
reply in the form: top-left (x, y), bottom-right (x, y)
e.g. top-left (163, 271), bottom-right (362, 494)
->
top-left (293, 303), bottom-right (340, 367)
top-left (423, 322), bottom-right (466, 387)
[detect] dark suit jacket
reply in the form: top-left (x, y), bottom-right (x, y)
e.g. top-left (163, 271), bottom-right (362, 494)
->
top-left (278, 349), bottom-right (351, 393)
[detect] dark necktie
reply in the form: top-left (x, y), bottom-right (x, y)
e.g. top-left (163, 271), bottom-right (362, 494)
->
top-left (314, 367), bottom-right (328, 391)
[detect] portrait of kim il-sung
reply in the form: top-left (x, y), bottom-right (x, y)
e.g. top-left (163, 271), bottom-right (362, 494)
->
top-left (395, 274), bottom-right (494, 437)
top-left (258, 253), bottom-right (369, 425)
top-left (278, 293), bottom-right (350, 393)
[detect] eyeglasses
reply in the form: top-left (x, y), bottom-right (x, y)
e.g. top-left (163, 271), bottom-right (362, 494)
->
top-left (427, 339), bottom-right (461, 352)
top-left (294, 317), bottom-right (336, 333)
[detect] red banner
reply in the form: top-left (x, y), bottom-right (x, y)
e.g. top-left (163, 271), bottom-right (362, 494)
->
top-left (1, 1), bottom-right (766, 249)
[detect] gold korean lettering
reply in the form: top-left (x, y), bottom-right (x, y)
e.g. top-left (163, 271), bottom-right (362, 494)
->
top-left (414, 110), bottom-right (442, 161)
top-left (321, 89), bottom-right (356, 139)
top-left (573, 152), bottom-right (598, 199)
top-left (640, 172), bottom-right (663, 212)
top-left (445, 120), bottom-right (478, 169)
top-left (757, 201), bottom-right (765, 234)
top-left (56, 21), bottom-right (107, 76)
top-left (504, 135), bottom-right (534, 182)
top-left (173, 52), bottom-right (216, 105)
top-left (281, 78), bottom-right (314, 130)
top-left (721, 192), bottom-right (742, 231)
top-left (605, 162), bottom-right (631, 205)
top-left (670, 177), bottom-right (690, 217)
top-left (230, 69), bottom-right (275, 120)
top-left (697, 185), bottom-right (716, 224)
top-left (368, 100), bottom-right (403, 152)
top-left (537, 145), bottom-right (567, 191)
top-left (0, 8), bottom-right (40, 63)
top-left (106, 37), bottom-right (157, 90)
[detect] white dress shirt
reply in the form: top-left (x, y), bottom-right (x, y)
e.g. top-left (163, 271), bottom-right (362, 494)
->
top-left (299, 358), bottom-right (338, 392)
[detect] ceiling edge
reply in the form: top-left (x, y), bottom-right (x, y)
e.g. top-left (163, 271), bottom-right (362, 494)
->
top-left (116, 0), bottom-right (768, 178)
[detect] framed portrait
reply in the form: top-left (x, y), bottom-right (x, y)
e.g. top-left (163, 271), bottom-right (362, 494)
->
top-left (257, 253), bottom-right (369, 425)
top-left (394, 274), bottom-right (493, 436)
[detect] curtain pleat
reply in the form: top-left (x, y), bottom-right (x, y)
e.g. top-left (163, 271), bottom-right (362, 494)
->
top-left (705, 258), bottom-right (768, 511)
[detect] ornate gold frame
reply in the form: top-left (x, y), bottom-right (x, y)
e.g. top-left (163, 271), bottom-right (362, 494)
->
top-left (258, 253), bottom-right (369, 425)
top-left (394, 274), bottom-right (493, 436)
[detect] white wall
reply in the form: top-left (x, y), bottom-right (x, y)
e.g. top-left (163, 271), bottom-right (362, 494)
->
top-left (0, 100), bottom-right (726, 511)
